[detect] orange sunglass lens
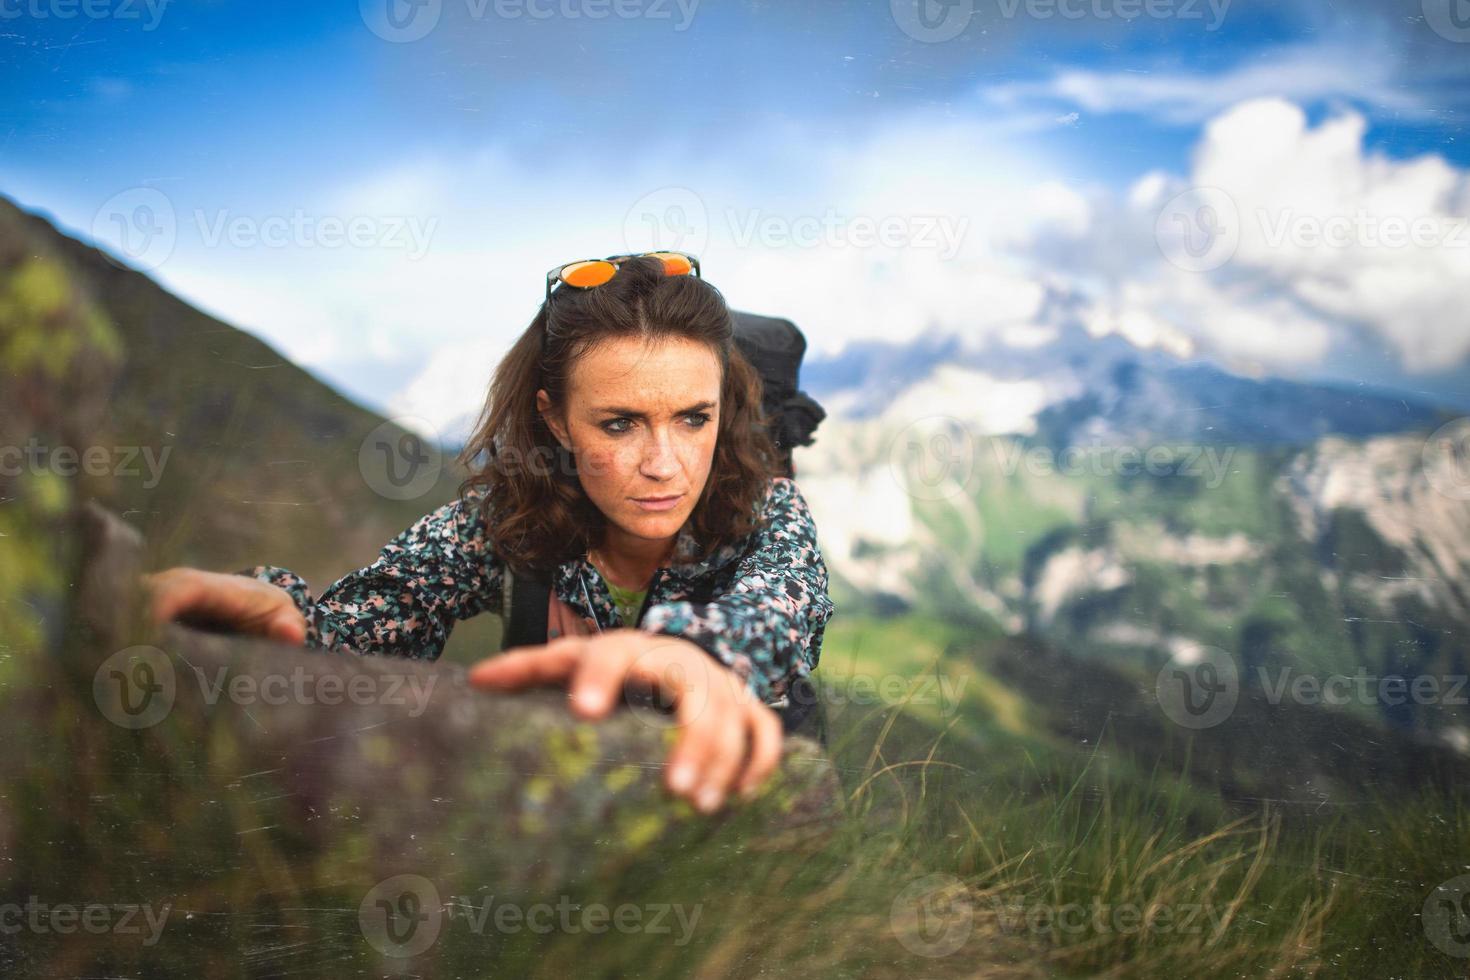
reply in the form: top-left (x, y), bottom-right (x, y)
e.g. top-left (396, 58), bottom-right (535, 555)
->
top-left (646, 252), bottom-right (693, 276)
top-left (560, 260), bottom-right (617, 289)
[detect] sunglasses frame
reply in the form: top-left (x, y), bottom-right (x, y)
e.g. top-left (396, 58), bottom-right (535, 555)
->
top-left (544, 250), bottom-right (701, 303)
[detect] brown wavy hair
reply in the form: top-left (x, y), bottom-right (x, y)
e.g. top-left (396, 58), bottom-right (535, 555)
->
top-left (458, 255), bottom-right (780, 577)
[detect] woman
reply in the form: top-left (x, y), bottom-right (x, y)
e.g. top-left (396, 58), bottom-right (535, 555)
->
top-left (147, 251), bottom-right (836, 816)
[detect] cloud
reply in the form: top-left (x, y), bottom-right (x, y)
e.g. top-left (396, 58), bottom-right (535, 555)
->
top-left (982, 42), bottom-right (1435, 125)
top-left (80, 75), bottom-right (1469, 436)
top-left (1183, 97), bottom-right (1470, 371)
top-left (1006, 96), bottom-right (1470, 377)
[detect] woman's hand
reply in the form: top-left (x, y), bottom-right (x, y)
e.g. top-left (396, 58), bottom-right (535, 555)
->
top-left (547, 592), bottom-right (597, 639)
top-left (467, 631), bottom-right (784, 814)
top-left (145, 567), bottom-right (308, 645)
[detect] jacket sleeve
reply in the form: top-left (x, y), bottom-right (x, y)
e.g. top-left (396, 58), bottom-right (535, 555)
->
top-left (639, 477), bottom-right (836, 704)
top-left (242, 488), bottom-right (503, 660)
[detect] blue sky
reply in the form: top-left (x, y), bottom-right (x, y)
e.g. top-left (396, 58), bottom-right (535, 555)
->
top-left (4, 0), bottom-right (1470, 433)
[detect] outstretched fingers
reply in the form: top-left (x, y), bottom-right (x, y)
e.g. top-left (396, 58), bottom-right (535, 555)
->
top-left (737, 704), bottom-right (784, 800)
top-left (467, 638), bottom-right (584, 690)
top-left (568, 644), bottom-right (634, 719)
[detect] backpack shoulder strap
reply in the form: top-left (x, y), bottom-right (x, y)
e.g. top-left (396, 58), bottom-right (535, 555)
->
top-left (502, 567), bottom-right (553, 650)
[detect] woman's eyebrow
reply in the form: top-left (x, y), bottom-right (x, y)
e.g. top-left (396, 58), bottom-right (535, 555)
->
top-left (592, 400), bottom-right (716, 419)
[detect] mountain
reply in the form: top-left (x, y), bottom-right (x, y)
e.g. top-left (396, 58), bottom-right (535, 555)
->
top-left (802, 324), bottom-right (1448, 445)
top-left (795, 322), bottom-right (1470, 748)
top-left (0, 193), bottom-right (501, 660)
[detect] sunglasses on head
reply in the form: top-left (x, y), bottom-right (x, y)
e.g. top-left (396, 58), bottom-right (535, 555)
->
top-left (544, 250), bottom-right (701, 303)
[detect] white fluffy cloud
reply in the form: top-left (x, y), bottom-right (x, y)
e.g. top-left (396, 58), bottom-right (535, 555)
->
top-left (1144, 98), bottom-right (1470, 372)
top-left (109, 91), bottom-right (1470, 436)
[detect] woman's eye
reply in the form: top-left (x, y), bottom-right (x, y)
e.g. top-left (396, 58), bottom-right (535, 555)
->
top-left (600, 413), bottom-right (711, 435)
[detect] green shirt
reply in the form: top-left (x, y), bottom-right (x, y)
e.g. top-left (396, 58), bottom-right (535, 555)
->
top-left (604, 580), bottom-right (648, 628)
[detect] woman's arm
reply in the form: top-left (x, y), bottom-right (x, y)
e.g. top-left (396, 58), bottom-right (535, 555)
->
top-left (244, 489), bottom-right (504, 660)
top-left (639, 477), bottom-right (836, 704)
top-left (149, 490), bottom-right (504, 659)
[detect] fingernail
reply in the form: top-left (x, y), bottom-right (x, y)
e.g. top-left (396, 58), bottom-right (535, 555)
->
top-left (696, 787), bottom-right (722, 813)
top-left (575, 689), bottom-right (607, 713)
top-left (670, 765), bottom-right (695, 792)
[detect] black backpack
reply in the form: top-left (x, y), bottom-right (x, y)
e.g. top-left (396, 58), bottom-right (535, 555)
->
top-left (498, 310), bottom-right (827, 736)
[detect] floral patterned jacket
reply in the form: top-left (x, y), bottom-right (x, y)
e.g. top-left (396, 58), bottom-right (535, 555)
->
top-left (246, 476), bottom-right (835, 704)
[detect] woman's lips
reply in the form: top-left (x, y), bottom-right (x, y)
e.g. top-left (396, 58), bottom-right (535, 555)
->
top-left (632, 493), bottom-right (684, 512)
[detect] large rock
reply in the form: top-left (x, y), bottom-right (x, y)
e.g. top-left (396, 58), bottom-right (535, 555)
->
top-left (0, 503), bottom-right (842, 976)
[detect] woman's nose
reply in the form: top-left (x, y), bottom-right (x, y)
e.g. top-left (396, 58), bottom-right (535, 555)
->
top-left (639, 431), bottom-right (681, 478)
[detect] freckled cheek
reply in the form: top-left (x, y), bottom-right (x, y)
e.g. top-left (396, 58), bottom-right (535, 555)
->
top-left (580, 447), bottom-right (630, 485)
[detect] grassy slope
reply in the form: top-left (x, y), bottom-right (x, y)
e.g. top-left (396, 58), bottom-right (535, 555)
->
top-left (903, 437), bottom-right (1470, 740)
top-left (816, 611), bottom-right (1470, 977)
top-left (3, 195), bottom-right (504, 661)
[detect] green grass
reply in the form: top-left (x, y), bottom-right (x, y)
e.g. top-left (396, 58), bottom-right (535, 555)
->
top-left (779, 612), bottom-right (1470, 978)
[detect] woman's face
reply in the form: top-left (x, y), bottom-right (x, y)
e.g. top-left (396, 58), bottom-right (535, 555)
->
top-left (537, 335), bottom-right (722, 547)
